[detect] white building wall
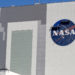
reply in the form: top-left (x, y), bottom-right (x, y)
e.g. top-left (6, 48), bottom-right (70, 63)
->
top-left (0, 1), bottom-right (75, 75)
top-left (0, 5), bottom-right (46, 75)
top-left (46, 2), bottom-right (75, 75)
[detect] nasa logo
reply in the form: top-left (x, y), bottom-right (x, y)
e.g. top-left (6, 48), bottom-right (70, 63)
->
top-left (51, 19), bottom-right (75, 46)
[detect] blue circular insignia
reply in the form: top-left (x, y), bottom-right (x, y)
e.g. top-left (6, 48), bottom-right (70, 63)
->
top-left (51, 19), bottom-right (75, 46)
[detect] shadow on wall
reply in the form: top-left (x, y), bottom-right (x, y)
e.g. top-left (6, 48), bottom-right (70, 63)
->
top-left (0, 4), bottom-right (47, 75)
top-left (1, 4), bottom-right (47, 24)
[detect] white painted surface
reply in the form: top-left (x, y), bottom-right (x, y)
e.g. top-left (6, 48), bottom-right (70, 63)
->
top-left (6, 71), bottom-right (20, 75)
top-left (46, 2), bottom-right (75, 75)
top-left (0, 71), bottom-right (20, 75)
top-left (6, 21), bottom-right (38, 75)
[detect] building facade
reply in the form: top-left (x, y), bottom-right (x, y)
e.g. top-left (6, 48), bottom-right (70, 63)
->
top-left (0, 0), bottom-right (75, 75)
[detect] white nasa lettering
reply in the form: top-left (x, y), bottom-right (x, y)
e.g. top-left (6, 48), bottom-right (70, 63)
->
top-left (64, 29), bottom-right (70, 35)
top-left (52, 29), bottom-right (75, 36)
top-left (71, 29), bottom-right (75, 35)
top-left (53, 30), bottom-right (58, 36)
top-left (59, 30), bottom-right (64, 36)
